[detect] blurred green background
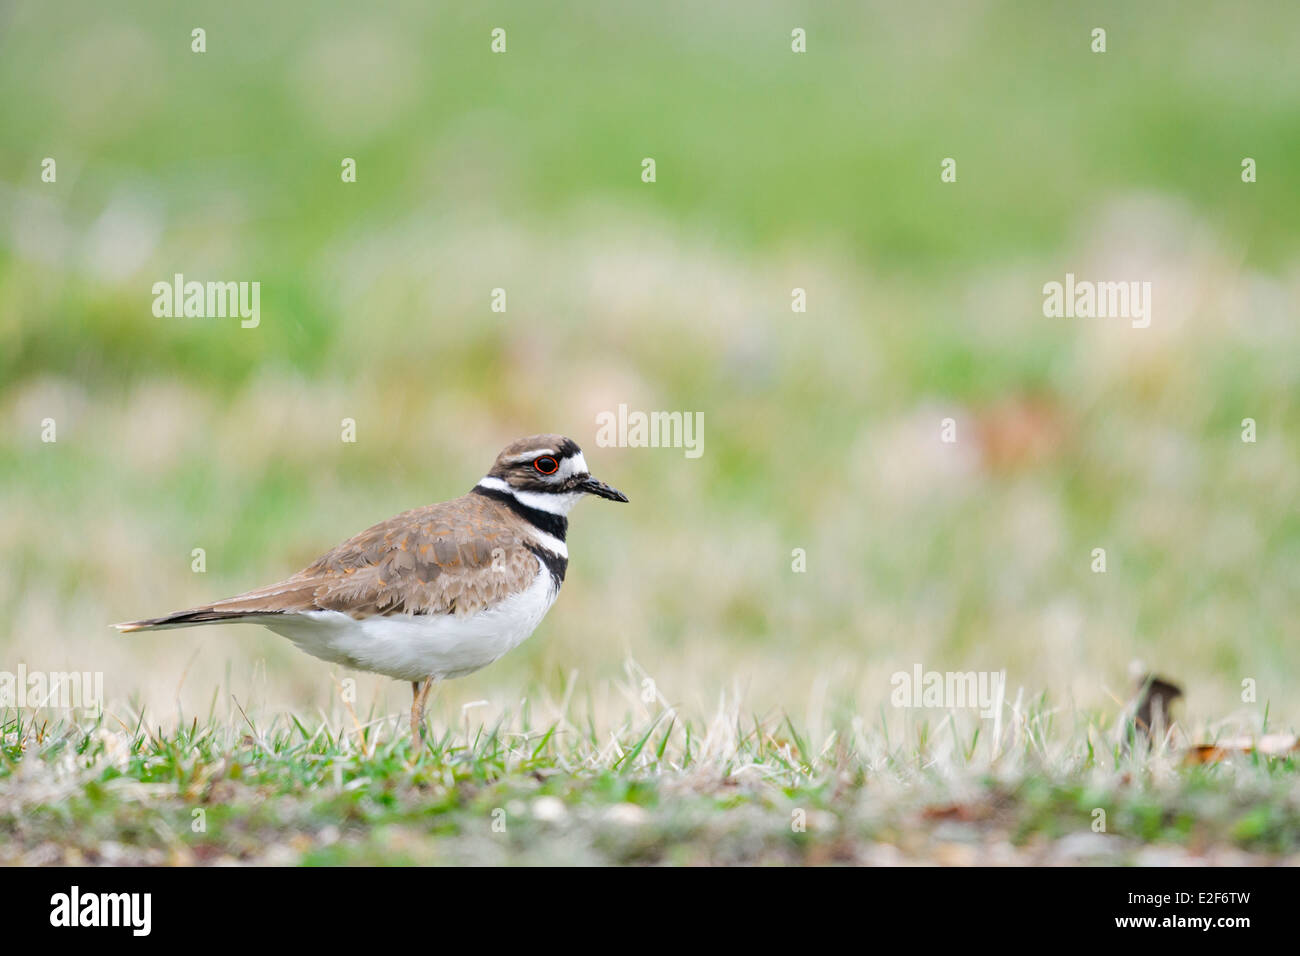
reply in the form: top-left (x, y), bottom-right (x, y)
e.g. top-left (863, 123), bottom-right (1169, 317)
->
top-left (1, 0), bottom-right (1297, 731)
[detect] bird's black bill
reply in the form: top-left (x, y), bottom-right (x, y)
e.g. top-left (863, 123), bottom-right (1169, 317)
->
top-left (580, 475), bottom-right (628, 502)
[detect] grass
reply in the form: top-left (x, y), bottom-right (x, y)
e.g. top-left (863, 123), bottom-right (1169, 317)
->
top-left (4, 686), bottom-right (1298, 865)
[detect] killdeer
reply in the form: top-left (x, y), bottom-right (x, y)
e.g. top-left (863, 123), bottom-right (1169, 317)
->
top-left (114, 435), bottom-right (627, 740)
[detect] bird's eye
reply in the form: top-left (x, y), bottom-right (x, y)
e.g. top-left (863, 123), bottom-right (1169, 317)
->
top-left (533, 456), bottom-right (559, 475)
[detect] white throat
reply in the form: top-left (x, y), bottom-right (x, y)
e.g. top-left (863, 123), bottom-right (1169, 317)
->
top-left (476, 476), bottom-right (584, 516)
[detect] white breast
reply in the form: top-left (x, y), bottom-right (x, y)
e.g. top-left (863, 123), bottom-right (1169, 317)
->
top-left (262, 559), bottom-right (560, 681)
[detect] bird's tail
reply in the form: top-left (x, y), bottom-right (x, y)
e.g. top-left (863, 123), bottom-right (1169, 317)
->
top-left (113, 578), bottom-right (315, 632)
top-left (112, 608), bottom-right (277, 633)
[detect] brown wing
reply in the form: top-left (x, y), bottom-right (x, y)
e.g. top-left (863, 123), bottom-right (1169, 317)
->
top-left (298, 493), bottom-right (540, 616)
top-left (115, 494), bottom-right (540, 630)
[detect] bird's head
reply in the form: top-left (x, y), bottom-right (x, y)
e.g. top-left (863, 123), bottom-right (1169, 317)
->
top-left (478, 434), bottom-right (628, 515)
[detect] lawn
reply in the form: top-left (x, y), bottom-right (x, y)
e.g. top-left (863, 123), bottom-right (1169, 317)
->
top-left (4, 690), bottom-right (1298, 865)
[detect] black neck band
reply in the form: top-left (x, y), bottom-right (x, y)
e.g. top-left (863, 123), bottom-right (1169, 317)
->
top-left (472, 485), bottom-right (569, 541)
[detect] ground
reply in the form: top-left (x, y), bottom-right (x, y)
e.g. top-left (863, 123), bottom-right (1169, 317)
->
top-left (4, 699), bottom-right (1297, 866)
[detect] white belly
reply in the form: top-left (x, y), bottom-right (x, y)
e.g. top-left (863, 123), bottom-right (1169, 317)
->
top-left (262, 564), bottom-right (559, 681)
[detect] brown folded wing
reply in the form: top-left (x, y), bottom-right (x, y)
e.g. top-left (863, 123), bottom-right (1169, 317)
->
top-left (117, 494), bottom-right (539, 630)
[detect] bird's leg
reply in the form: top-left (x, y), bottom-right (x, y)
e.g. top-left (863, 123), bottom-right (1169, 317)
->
top-left (410, 676), bottom-right (437, 746)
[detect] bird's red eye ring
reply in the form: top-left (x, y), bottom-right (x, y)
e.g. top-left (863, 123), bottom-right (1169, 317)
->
top-left (533, 456), bottom-right (559, 475)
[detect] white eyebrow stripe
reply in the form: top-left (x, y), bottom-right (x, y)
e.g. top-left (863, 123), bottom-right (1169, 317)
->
top-left (504, 449), bottom-right (556, 463)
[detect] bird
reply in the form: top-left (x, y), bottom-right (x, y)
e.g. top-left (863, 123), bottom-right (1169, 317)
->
top-left (114, 434), bottom-right (627, 741)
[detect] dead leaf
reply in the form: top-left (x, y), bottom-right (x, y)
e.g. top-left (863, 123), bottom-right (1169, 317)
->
top-left (1184, 734), bottom-right (1300, 765)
